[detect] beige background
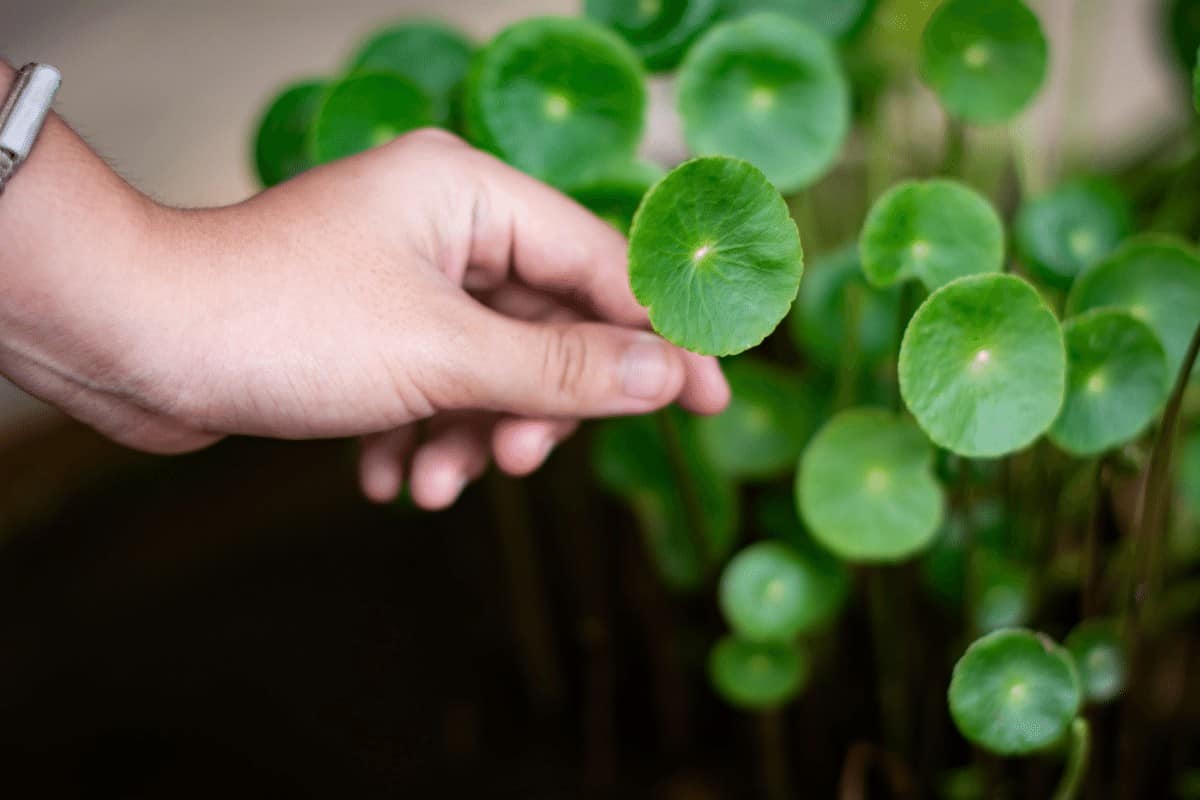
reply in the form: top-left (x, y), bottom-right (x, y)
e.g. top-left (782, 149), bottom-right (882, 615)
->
top-left (0, 0), bottom-right (1187, 442)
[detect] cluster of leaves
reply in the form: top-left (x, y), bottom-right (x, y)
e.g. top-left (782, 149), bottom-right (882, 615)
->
top-left (251, 0), bottom-right (1200, 793)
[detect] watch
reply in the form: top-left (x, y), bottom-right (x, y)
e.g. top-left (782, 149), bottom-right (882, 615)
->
top-left (0, 63), bottom-right (61, 194)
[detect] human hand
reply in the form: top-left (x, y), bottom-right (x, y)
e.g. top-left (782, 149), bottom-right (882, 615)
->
top-left (0, 119), bottom-right (728, 509)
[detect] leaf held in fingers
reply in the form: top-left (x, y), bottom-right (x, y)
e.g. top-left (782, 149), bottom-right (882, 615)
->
top-left (465, 16), bottom-right (646, 188)
top-left (708, 635), bottom-right (809, 709)
top-left (628, 157), bottom-right (804, 356)
top-left (677, 12), bottom-right (851, 194)
top-left (900, 274), bottom-right (1066, 459)
top-left (948, 628), bottom-right (1082, 756)
top-left (311, 72), bottom-right (435, 164)
top-left (797, 408), bottom-right (944, 562)
top-left (1049, 309), bottom-right (1170, 457)
top-left (919, 0), bottom-right (1049, 124)
top-left (859, 179), bottom-right (1005, 291)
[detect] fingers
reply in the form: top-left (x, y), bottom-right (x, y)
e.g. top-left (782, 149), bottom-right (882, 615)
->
top-left (359, 426), bottom-right (418, 503)
top-left (464, 151), bottom-right (649, 329)
top-left (492, 416), bottom-right (578, 476)
top-left (432, 304), bottom-right (687, 419)
top-left (679, 352), bottom-right (732, 416)
top-left (408, 415), bottom-right (494, 511)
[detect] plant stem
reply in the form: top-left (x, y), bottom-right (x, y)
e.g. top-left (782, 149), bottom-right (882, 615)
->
top-left (1051, 718), bottom-right (1091, 800)
top-left (833, 281), bottom-right (865, 411)
top-left (757, 708), bottom-right (792, 800)
top-left (654, 410), bottom-right (713, 580)
top-left (1128, 320), bottom-right (1200, 630)
top-left (487, 472), bottom-right (565, 713)
top-left (867, 568), bottom-right (908, 756)
top-left (892, 282), bottom-right (915, 412)
top-left (1081, 457), bottom-right (1106, 619)
top-left (941, 116), bottom-right (967, 177)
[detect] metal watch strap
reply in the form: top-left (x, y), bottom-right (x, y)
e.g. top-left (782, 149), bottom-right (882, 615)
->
top-left (0, 63), bottom-right (62, 194)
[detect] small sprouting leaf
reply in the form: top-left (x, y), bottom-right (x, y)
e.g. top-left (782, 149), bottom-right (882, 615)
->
top-left (948, 628), bottom-right (1082, 756)
top-left (1049, 309), bottom-right (1170, 457)
top-left (677, 12), bottom-right (851, 194)
top-left (566, 160), bottom-right (664, 234)
top-left (719, 541), bottom-right (845, 641)
top-left (310, 72), bottom-right (434, 165)
top-left (725, 0), bottom-right (875, 39)
top-left (797, 408), bottom-right (944, 562)
top-left (465, 16), bottom-right (646, 188)
top-left (584, 0), bottom-right (724, 71)
top-left (253, 80), bottom-right (327, 187)
top-left (919, 0), bottom-right (1049, 124)
top-left (789, 244), bottom-right (901, 370)
top-left (1065, 619), bottom-right (1127, 704)
top-left (708, 635), bottom-right (809, 709)
top-left (346, 21), bottom-right (473, 126)
top-left (697, 358), bottom-right (818, 479)
top-left (900, 274), bottom-right (1066, 458)
top-left (971, 550), bottom-right (1033, 633)
top-left (1066, 236), bottom-right (1200, 382)
top-left (628, 157), bottom-right (804, 356)
top-left (859, 179), bottom-right (1005, 291)
top-left (1014, 178), bottom-right (1134, 289)
top-left (594, 411), bottom-right (738, 590)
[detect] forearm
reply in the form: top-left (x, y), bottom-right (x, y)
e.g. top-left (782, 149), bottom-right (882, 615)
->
top-left (0, 60), bottom-right (167, 401)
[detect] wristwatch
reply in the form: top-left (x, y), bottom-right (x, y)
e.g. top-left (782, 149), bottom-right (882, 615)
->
top-left (0, 63), bottom-right (61, 194)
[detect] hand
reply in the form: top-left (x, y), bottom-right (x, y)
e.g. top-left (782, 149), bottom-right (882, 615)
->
top-left (0, 122), bottom-right (728, 509)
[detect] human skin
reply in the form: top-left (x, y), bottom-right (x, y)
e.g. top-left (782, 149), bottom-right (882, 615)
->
top-left (0, 61), bottom-right (729, 510)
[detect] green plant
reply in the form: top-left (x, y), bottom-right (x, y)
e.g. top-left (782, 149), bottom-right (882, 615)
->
top-left (250, 1), bottom-right (1200, 794)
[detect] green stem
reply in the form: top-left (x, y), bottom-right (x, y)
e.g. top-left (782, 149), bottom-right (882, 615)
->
top-left (654, 410), bottom-right (712, 579)
top-left (1081, 457), bottom-right (1106, 619)
top-left (757, 708), bottom-right (792, 800)
top-left (941, 116), bottom-right (967, 177)
top-left (892, 282), bottom-right (915, 412)
top-left (833, 281), bottom-right (865, 411)
top-left (867, 568), bottom-right (908, 755)
top-left (1128, 320), bottom-right (1200, 629)
top-left (1051, 718), bottom-right (1091, 800)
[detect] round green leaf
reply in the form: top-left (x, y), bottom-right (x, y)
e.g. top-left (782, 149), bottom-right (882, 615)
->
top-left (708, 635), bottom-right (809, 709)
top-left (900, 274), bottom-right (1066, 458)
top-left (1014, 178), bottom-right (1134, 289)
top-left (797, 408), bottom-right (944, 562)
top-left (1066, 236), bottom-right (1200, 382)
top-left (465, 16), bottom-right (645, 188)
top-left (948, 628), bottom-right (1082, 756)
top-left (725, 0), bottom-right (874, 39)
top-left (677, 12), bottom-right (850, 194)
top-left (971, 550), bottom-right (1033, 633)
top-left (629, 157), bottom-right (804, 356)
top-left (253, 79), bottom-right (327, 187)
top-left (697, 358), bottom-right (817, 479)
top-left (919, 0), bottom-right (1048, 124)
top-left (755, 489), bottom-right (851, 610)
top-left (566, 160), bottom-right (663, 234)
top-left (859, 179), bottom-right (1005, 291)
top-left (346, 21), bottom-right (473, 125)
top-left (594, 411), bottom-right (738, 590)
top-left (789, 244), bottom-right (900, 369)
top-left (310, 72), bottom-right (434, 165)
top-left (1065, 619), bottom-right (1126, 704)
top-left (1049, 309), bottom-right (1170, 457)
top-left (719, 541), bottom-right (843, 641)
top-left (584, 0), bottom-right (724, 71)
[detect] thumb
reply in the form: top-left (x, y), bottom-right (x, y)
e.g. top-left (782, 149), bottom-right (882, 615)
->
top-left (433, 306), bottom-right (688, 418)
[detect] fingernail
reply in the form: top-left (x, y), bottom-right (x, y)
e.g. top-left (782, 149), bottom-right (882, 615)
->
top-left (621, 335), bottom-right (671, 400)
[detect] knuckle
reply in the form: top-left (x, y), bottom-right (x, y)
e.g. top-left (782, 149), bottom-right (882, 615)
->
top-left (542, 325), bottom-right (591, 401)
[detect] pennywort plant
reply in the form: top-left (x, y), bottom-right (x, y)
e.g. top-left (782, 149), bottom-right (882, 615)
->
top-left (251, 1), bottom-right (1200, 795)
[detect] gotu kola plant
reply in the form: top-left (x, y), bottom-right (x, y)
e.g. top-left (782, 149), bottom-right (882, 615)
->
top-left (248, 1), bottom-right (1200, 795)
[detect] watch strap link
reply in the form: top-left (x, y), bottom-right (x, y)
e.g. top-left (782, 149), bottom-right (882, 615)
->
top-left (0, 63), bottom-right (61, 194)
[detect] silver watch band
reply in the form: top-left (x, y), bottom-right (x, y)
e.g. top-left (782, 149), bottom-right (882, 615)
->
top-left (0, 63), bottom-right (62, 194)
